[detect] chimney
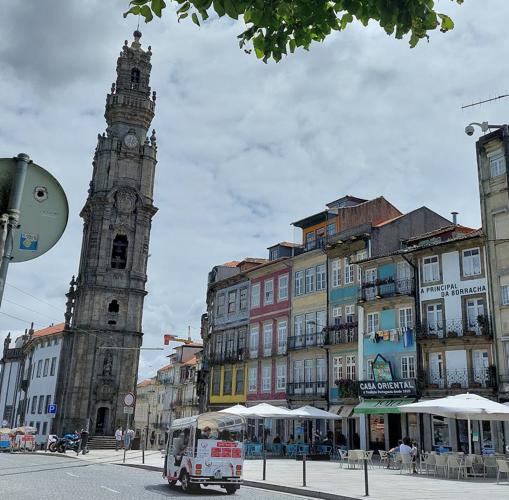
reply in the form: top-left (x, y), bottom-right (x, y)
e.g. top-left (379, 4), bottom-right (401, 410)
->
top-left (451, 212), bottom-right (458, 225)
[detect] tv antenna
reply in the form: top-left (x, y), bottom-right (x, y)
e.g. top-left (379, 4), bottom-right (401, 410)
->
top-left (462, 94), bottom-right (509, 109)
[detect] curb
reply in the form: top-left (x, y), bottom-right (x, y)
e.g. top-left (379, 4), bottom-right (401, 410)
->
top-left (121, 463), bottom-right (163, 473)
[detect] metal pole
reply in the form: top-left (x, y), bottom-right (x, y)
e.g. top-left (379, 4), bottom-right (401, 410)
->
top-left (123, 413), bottom-right (129, 464)
top-left (142, 430), bottom-right (145, 464)
top-left (262, 449), bottom-right (266, 480)
top-left (0, 153), bottom-right (29, 307)
top-left (364, 458), bottom-right (369, 496)
top-left (146, 401), bottom-right (150, 450)
top-left (302, 452), bottom-right (306, 487)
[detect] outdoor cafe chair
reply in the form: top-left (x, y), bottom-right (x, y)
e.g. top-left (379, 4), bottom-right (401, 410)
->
top-left (347, 450), bottom-right (362, 469)
top-left (252, 444), bottom-right (263, 459)
top-left (298, 443), bottom-right (310, 456)
top-left (464, 455), bottom-right (482, 478)
top-left (338, 449), bottom-right (348, 468)
top-left (447, 455), bottom-right (466, 479)
top-left (363, 450), bottom-right (375, 469)
top-left (434, 454), bottom-right (448, 478)
top-left (496, 459), bottom-right (509, 484)
top-left (483, 456), bottom-right (498, 478)
top-left (270, 443), bottom-right (283, 456)
top-left (424, 453), bottom-right (436, 476)
top-left (244, 443), bottom-right (254, 459)
top-left (378, 450), bottom-right (389, 468)
top-left (286, 444), bottom-right (298, 458)
top-left (399, 453), bottom-right (413, 474)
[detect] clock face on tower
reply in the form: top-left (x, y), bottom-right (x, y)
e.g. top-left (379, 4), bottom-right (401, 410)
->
top-left (124, 133), bottom-right (139, 149)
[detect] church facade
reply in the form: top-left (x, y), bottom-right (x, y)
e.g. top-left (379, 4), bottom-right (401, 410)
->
top-left (53, 31), bottom-right (158, 436)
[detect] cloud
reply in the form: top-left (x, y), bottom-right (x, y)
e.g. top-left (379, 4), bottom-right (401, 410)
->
top-left (1, 1), bottom-right (508, 379)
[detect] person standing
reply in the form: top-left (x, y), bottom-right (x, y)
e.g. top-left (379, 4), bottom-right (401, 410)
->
top-left (78, 428), bottom-right (89, 455)
top-left (115, 427), bottom-right (123, 451)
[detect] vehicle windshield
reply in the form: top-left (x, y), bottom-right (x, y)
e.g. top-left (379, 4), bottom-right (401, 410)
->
top-left (196, 412), bottom-right (245, 442)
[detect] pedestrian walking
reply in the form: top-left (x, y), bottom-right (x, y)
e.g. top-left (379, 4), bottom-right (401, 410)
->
top-left (78, 428), bottom-right (89, 455)
top-left (124, 428), bottom-right (134, 450)
top-left (115, 427), bottom-right (123, 451)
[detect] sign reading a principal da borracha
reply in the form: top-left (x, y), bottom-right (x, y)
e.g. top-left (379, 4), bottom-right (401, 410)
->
top-left (359, 379), bottom-right (417, 398)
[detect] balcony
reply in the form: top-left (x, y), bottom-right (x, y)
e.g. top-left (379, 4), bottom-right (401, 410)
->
top-left (419, 367), bottom-right (496, 393)
top-left (325, 323), bottom-right (358, 345)
top-left (287, 381), bottom-right (327, 397)
top-left (209, 349), bottom-right (246, 365)
top-left (359, 277), bottom-right (415, 301)
top-left (288, 332), bottom-right (325, 350)
top-left (417, 316), bottom-right (491, 340)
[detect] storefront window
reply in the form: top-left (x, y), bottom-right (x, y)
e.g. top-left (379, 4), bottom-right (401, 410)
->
top-left (457, 420), bottom-right (470, 453)
top-left (369, 415), bottom-right (385, 451)
top-left (481, 421), bottom-right (493, 452)
top-left (432, 416), bottom-right (450, 447)
top-left (407, 413), bottom-right (418, 443)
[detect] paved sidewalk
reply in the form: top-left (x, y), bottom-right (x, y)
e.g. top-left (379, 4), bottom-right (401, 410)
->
top-left (39, 449), bottom-right (509, 500)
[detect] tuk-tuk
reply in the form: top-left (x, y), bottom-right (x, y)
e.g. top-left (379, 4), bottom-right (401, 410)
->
top-left (164, 412), bottom-right (245, 494)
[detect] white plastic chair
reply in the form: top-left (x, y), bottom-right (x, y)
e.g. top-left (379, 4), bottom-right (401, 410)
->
top-left (484, 456), bottom-right (498, 478)
top-left (434, 455), bottom-right (448, 478)
top-left (347, 449), bottom-right (361, 469)
top-left (447, 455), bottom-right (466, 479)
top-left (338, 449), bottom-right (348, 468)
top-left (378, 450), bottom-right (389, 468)
top-left (400, 453), bottom-right (413, 474)
top-left (424, 453), bottom-right (436, 476)
top-left (496, 459), bottom-right (509, 484)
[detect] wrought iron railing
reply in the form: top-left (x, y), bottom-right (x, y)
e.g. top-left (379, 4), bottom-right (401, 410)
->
top-left (359, 277), bottom-right (415, 301)
top-left (324, 323), bottom-right (358, 345)
top-left (287, 332), bottom-right (325, 350)
top-left (417, 316), bottom-right (491, 339)
top-left (209, 349), bottom-right (246, 364)
top-left (287, 381), bottom-right (327, 396)
top-left (420, 367), bottom-right (496, 390)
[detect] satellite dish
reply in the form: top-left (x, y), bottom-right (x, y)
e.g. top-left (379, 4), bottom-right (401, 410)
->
top-left (0, 158), bottom-right (68, 263)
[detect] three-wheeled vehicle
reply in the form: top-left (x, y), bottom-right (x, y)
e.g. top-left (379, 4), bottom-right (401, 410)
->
top-left (163, 412), bottom-right (245, 494)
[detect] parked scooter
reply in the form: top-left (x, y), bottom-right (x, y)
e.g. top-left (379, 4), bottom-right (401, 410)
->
top-left (47, 434), bottom-right (59, 452)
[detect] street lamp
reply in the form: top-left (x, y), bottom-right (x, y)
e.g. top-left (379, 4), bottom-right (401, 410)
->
top-left (464, 121), bottom-right (504, 136)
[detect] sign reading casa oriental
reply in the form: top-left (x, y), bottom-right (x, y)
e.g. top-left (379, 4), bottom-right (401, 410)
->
top-left (420, 278), bottom-right (487, 300)
top-left (359, 379), bottom-right (417, 398)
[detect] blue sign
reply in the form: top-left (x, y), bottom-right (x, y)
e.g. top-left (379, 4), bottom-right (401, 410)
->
top-left (19, 232), bottom-right (38, 251)
top-left (47, 404), bottom-right (57, 414)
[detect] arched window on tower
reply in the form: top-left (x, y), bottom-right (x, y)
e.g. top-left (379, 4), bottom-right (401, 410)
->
top-left (108, 300), bottom-right (119, 313)
top-left (131, 68), bottom-right (140, 87)
top-left (111, 235), bottom-right (128, 269)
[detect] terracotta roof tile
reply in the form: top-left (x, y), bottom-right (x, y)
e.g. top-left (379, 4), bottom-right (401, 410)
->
top-left (222, 261), bottom-right (239, 267)
top-left (137, 379), bottom-right (154, 388)
top-left (32, 323), bottom-right (65, 338)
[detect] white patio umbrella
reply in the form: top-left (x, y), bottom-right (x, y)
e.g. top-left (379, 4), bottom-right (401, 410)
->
top-left (244, 403), bottom-right (294, 418)
top-left (399, 393), bottom-right (509, 454)
top-left (289, 405), bottom-right (342, 420)
top-left (218, 404), bottom-right (251, 416)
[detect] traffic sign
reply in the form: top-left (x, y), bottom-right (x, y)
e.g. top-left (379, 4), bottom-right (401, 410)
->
top-left (47, 404), bottom-right (57, 417)
top-left (0, 158), bottom-right (68, 263)
top-left (123, 392), bottom-right (135, 407)
top-left (123, 406), bottom-right (134, 415)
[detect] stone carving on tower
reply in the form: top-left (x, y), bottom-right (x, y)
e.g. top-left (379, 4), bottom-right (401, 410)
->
top-left (54, 31), bottom-right (158, 435)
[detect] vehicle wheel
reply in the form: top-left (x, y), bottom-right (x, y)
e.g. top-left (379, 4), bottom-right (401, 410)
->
top-left (167, 479), bottom-right (177, 487)
top-left (48, 442), bottom-right (57, 453)
top-left (57, 444), bottom-right (66, 453)
top-left (180, 472), bottom-right (192, 493)
top-left (225, 485), bottom-right (238, 495)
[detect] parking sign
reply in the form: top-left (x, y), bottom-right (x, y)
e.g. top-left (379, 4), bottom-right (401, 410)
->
top-left (47, 404), bottom-right (57, 417)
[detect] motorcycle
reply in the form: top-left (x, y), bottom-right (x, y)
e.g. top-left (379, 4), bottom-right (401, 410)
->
top-left (47, 434), bottom-right (59, 452)
top-left (56, 433), bottom-right (81, 453)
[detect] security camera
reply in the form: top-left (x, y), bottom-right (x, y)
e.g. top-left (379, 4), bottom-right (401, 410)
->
top-left (465, 124), bottom-right (475, 136)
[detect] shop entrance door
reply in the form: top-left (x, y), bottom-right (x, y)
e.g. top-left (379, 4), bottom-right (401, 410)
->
top-left (388, 413), bottom-right (402, 448)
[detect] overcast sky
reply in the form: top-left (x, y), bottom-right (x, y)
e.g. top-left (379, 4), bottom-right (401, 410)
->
top-left (1, 1), bottom-right (508, 378)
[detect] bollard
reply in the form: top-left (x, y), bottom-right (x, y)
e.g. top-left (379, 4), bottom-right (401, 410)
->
top-left (142, 438), bottom-right (145, 464)
top-left (262, 450), bottom-right (266, 480)
top-left (302, 453), bottom-right (307, 487)
top-left (364, 458), bottom-right (369, 496)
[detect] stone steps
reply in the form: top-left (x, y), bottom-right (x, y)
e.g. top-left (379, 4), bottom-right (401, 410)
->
top-left (87, 436), bottom-right (117, 450)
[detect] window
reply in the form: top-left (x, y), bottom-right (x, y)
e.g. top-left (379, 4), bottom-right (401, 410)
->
top-left (248, 367), bottom-right (257, 392)
top-left (228, 290), bottom-right (236, 313)
top-left (111, 234), bottom-right (128, 269)
top-left (327, 222), bottom-right (336, 236)
top-left (306, 232), bottom-right (315, 250)
top-left (249, 325), bottom-right (259, 357)
top-left (43, 358), bottom-right (49, 377)
top-left (399, 308), bottom-right (413, 329)
top-left (427, 303), bottom-right (444, 336)
top-left (35, 422), bottom-right (40, 434)
top-left (346, 355), bottom-right (356, 380)
top-left (316, 310), bottom-right (326, 333)
top-left (264, 279), bottom-right (274, 305)
top-left (276, 363), bottom-right (286, 391)
top-left (489, 151), bottom-right (506, 178)
top-left (333, 356), bottom-right (343, 381)
top-left (305, 312), bottom-right (316, 339)
top-left (316, 264), bottom-right (326, 291)
top-left (240, 288), bottom-right (248, 311)
top-left (42, 422), bottom-right (48, 436)
top-left (215, 334), bottom-right (223, 361)
top-left (216, 293), bottom-right (225, 316)
top-left (130, 67), bottom-right (140, 83)
top-left (263, 322), bottom-right (273, 356)
top-left (45, 395), bottom-right (51, 413)
top-left (331, 259), bottom-right (341, 288)
top-left (422, 256), bottom-right (439, 283)
top-left (463, 248), bottom-right (481, 277)
top-left (332, 306), bottom-right (342, 326)
top-left (277, 320), bottom-right (287, 354)
top-left (316, 358), bottom-right (326, 382)
top-left (345, 305), bottom-right (355, 323)
top-left (37, 360), bottom-right (42, 378)
top-left (31, 396), bottom-right (36, 414)
top-left (294, 314), bottom-right (304, 337)
top-left (344, 258), bottom-right (355, 284)
top-left (235, 368), bottom-right (244, 394)
top-left (269, 248), bottom-right (279, 261)
top-left (356, 250), bottom-right (367, 282)
top-left (262, 365), bottom-right (271, 392)
top-left (37, 396), bottom-right (44, 414)
top-left (294, 271), bottom-right (303, 296)
top-left (250, 283), bottom-right (260, 309)
top-left (278, 274), bottom-right (288, 301)
top-left (502, 285), bottom-right (509, 305)
top-left (108, 300), bottom-right (119, 313)
top-left (366, 359), bottom-right (374, 380)
top-left (305, 268), bottom-right (315, 293)
top-left (401, 356), bottom-right (416, 379)
top-left (223, 367), bottom-right (232, 395)
top-left (367, 312), bottom-right (379, 334)
top-left (211, 368), bottom-right (220, 396)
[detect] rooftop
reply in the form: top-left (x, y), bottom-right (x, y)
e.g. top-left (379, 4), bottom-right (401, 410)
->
top-left (137, 379), bottom-right (155, 388)
top-left (32, 323), bottom-right (65, 339)
top-left (405, 224), bottom-right (475, 243)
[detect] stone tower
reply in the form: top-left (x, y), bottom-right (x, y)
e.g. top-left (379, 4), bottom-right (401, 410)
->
top-left (54, 31), bottom-right (157, 436)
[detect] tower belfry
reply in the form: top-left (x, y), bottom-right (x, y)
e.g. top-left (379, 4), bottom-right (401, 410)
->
top-left (54, 31), bottom-right (158, 435)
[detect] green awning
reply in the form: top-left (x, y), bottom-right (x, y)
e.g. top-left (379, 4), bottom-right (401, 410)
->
top-left (354, 399), bottom-right (414, 415)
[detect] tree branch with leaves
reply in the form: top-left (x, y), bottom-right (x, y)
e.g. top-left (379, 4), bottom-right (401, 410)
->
top-left (124, 0), bottom-right (464, 62)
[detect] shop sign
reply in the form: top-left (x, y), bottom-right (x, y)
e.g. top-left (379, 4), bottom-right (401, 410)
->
top-left (359, 379), bottom-right (417, 398)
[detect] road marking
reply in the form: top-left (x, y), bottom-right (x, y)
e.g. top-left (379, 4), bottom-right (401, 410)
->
top-left (65, 472), bottom-right (79, 477)
top-left (100, 486), bottom-right (120, 494)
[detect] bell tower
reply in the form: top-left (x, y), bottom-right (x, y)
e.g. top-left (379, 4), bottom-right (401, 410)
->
top-left (54, 31), bottom-right (158, 435)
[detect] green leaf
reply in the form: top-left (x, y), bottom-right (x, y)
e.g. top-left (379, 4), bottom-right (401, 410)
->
top-left (192, 12), bottom-right (200, 26)
top-left (177, 2), bottom-right (190, 14)
top-left (151, 0), bottom-right (166, 17)
top-left (178, 12), bottom-right (189, 22)
top-left (223, 0), bottom-right (238, 19)
top-left (123, 5), bottom-right (141, 18)
top-left (140, 4), bottom-right (153, 22)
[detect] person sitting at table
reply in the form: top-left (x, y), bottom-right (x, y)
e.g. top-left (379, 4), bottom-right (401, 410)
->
top-left (387, 439), bottom-right (403, 469)
top-left (287, 434), bottom-right (294, 444)
top-left (322, 436), bottom-right (333, 449)
top-left (410, 440), bottom-right (418, 474)
top-left (296, 435), bottom-right (303, 444)
top-left (273, 435), bottom-right (281, 444)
